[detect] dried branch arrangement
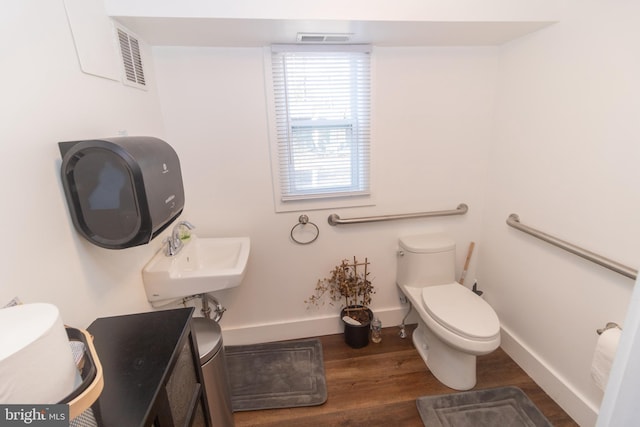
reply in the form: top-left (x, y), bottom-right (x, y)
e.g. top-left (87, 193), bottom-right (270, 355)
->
top-left (306, 256), bottom-right (375, 320)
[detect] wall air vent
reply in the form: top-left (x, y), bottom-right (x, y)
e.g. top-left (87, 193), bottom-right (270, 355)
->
top-left (116, 26), bottom-right (146, 89)
top-left (296, 33), bottom-right (353, 44)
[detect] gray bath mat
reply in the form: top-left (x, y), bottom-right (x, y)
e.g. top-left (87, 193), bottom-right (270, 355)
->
top-left (416, 386), bottom-right (552, 427)
top-left (225, 338), bottom-right (327, 411)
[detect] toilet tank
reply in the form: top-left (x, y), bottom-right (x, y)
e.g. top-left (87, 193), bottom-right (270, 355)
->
top-left (396, 233), bottom-right (456, 287)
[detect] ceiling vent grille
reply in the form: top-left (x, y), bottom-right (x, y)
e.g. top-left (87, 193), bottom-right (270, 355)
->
top-left (296, 33), bottom-right (353, 44)
top-left (116, 26), bottom-right (146, 89)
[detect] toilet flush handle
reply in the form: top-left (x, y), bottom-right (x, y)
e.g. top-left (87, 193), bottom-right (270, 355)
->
top-left (397, 250), bottom-right (404, 257)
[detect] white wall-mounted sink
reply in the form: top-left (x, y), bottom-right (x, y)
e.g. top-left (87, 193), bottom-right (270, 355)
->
top-left (143, 234), bottom-right (250, 304)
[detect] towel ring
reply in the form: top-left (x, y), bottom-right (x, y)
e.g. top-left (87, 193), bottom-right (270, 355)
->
top-left (290, 215), bottom-right (319, 245)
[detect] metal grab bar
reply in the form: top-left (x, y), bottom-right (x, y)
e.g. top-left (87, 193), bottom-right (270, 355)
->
top-left (328, 203), bottom-right (468, 226)
top-left (507, 214), bottom-right (638, 280)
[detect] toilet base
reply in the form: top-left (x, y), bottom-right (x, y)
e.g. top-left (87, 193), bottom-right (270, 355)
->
top-left (413, 321), bottom-right (477, 390)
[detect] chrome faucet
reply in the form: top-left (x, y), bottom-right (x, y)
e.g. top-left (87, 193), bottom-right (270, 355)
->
top-left (164, 220), bottom-right (195, 256)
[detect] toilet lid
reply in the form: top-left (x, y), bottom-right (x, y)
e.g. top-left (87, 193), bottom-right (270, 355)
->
top-left (422, 283), bottom-right (500, 340)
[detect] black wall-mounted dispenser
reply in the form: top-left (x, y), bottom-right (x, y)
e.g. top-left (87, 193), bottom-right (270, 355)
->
top-left (59, 136), bottom-right (185, 249)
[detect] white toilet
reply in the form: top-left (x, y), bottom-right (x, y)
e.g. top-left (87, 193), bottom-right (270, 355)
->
top-left (396, 233), bottom-right (500, 390)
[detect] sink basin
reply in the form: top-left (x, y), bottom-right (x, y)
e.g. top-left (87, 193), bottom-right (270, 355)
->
top-left (143, 234), bottom-right (250, 304)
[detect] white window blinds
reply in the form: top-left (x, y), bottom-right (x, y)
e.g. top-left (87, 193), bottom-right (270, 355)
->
top-left (270, 45), bottom-right (371, 201)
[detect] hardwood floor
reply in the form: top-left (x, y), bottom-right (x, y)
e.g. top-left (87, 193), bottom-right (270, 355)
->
top-left (233, 325), bottom-right (578, 427)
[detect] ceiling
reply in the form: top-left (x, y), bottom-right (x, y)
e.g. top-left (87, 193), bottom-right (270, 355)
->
top-left (112, 17), bottom-right (555, 47)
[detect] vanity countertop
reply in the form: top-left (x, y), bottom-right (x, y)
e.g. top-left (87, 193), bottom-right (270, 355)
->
top-left (87, 308), bottom-right (207, 427)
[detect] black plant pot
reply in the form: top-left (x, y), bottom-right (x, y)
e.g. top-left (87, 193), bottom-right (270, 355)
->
top-left (341, 306), bottom-right (373, 349)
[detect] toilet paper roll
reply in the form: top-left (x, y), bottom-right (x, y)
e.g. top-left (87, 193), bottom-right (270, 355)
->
top-left (0, 303), bottom-right (78, 403)
top-left (590, 326), bottom-right (621, 391)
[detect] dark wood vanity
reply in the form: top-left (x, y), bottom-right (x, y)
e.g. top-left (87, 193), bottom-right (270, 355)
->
top-left (87, 308), bottom-right (211, 427)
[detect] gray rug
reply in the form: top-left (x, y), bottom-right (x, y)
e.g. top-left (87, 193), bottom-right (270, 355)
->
top-left (225, 338), bottom-right (327, 411)
top-left (416, 386), bottom-right (553, 427)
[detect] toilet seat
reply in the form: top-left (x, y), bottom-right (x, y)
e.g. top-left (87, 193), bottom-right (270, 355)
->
top-left (422, 283), bottom-right (500, 341)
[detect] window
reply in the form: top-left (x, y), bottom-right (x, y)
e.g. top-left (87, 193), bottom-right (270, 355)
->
top-left (267, 45), bottom-right (371, 210)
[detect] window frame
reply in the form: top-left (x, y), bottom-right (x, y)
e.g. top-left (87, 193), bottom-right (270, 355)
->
top-left (265, 45), bottom-right (374, 213)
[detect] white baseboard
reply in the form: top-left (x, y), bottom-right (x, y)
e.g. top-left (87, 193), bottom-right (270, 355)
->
top-left (220, 305), bottom-right (415, 346)
top-left (499, 325), bottom-right (598, 426)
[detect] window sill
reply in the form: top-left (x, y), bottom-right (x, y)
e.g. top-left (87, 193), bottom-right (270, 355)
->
top-left (274, 194), bottom-right (375, 213)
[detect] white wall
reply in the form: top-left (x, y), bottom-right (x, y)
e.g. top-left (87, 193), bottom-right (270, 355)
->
top-left (0, 0), bottom-right (165, 326)
top-left (479, 1), bottom-right (640, 425)
top-left (151, 46), bottom-right (497, 343)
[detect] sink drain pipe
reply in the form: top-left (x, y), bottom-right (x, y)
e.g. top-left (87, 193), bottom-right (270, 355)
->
top-left (200, 294), bottom-right (227, 322)
top-left (182, 294), bottom-right (227, 322)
